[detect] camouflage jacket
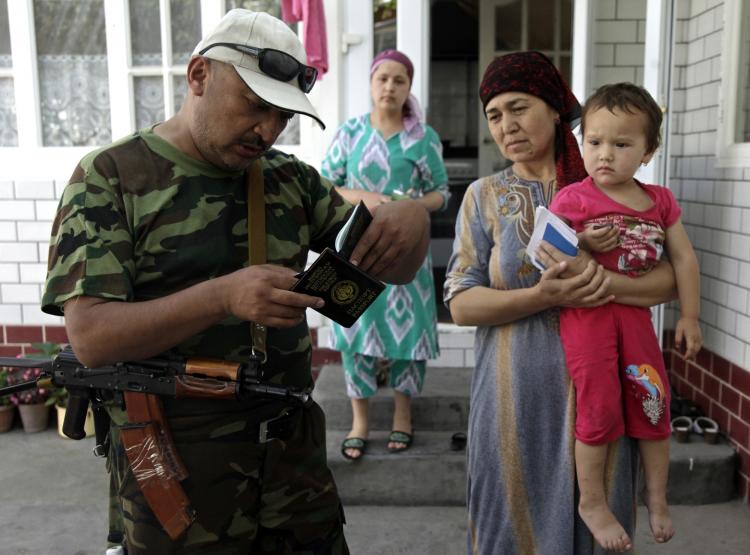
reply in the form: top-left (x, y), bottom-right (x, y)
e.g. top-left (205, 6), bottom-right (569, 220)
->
top-left (42, 127), bottom-right (351, 397)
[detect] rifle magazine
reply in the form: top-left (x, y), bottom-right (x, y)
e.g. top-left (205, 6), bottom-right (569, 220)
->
top-left (120, 423), bottom-right (195, 540)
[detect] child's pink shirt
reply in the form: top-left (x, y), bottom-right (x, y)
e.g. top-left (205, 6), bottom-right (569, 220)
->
top-left (550, 176), bottom-right (681, 276)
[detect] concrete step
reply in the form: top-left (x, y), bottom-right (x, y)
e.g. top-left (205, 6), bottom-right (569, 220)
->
top-left (327, 429), bottom-right (466, 506)
top-left (666, 438), bottom-right (737, 504)
top-left (326, 428), bottom-right (736, 506)
top-left (315, 364), bottom-right (472, 431)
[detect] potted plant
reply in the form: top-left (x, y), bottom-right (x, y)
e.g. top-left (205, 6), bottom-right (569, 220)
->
top-left (6, 365), bottom-right (50, 433)
top-left (27, 342), bottom-right (95, 438)
top-left (0, 368), bottom-right (16, 432)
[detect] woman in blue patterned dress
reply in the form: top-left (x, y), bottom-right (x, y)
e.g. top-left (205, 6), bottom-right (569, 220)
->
top-left (444, 52), bottom-right (677, 554)
top-left (321, 50), bottom-right (448, 459)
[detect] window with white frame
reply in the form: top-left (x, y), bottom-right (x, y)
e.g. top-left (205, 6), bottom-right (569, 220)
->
top-left (494, 0), bottom-right (573, 81)
top-left (1, 0), bottom-right (301, 154)
top-left (718, 0), bottom-right (750, 166)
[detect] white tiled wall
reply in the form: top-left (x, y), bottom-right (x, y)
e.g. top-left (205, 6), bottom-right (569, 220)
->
top-left (591, 0), bottom-right (647, 89)
top-left (668, 0), bottom-right (750, 371)
top-left (590, 1), bottom-right (750, 375)
top-left (0, 179), bottom-right (62, 326)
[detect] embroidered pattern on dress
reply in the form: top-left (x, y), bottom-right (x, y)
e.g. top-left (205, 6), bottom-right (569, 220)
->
top-left (495, 173), bottom-right (536, 248)
top-left (624, 363), bottom-right (666, 425)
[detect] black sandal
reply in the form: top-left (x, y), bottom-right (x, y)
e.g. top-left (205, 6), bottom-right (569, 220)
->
top-left (450, 432), bottom-right (467, 451)
top-left (387, 430), bottom-right (413, 453)
top-left (341, 437), bottom-right (367, 460)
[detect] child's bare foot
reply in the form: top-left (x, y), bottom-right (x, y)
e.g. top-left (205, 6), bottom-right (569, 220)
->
top-left (645, 492), bottom-right (674, 543)
top-left (579, 500), bottom-right (632, 552)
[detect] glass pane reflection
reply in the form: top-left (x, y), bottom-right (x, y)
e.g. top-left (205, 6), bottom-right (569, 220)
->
top-left (171, 0), bottom-right (201, 65)
top-left (0, 0), bottom-right (11, 68)
top-left (495, 0), bottom-right (521, 51)
top-left (0, 77), bottom-right (18, 146)
top-left (528, 0), bottom-right (553, 51)
top-left (173, 74), bottom-right (187, 114)
top-left (134, 76), bottom-right (164, 130)
top-left (738, 6), bottom-right (750, 143)
top-left (34, 0), bottom-right (111, 146)
top-left (130, 0), bottom-right (162, 66)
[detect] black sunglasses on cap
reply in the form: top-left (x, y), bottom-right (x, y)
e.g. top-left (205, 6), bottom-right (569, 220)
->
top-left (199, 42), bottom-right (318, 93)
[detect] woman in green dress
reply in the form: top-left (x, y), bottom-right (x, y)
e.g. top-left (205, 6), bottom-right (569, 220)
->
top-left (321, 50), bottom-right (449, 459)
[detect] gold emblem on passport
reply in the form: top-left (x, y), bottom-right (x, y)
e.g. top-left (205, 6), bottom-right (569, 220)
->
top-left (331, 280), bottom-right (359, 305)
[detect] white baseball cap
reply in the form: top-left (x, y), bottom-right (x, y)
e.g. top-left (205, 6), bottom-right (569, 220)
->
top-left (193, 9), bottom-right (325, 129)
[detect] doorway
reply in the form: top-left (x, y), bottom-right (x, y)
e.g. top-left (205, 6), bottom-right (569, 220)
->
top-left (477, 0), bottom-right (574, 177)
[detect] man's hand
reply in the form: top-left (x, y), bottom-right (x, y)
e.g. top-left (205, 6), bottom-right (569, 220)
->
top-left (222, 264), bottom-right (324, 328)
top-left (578, 224), bottom-right (619, 253)
top-left (536, 259), bottom-right (614, 308)
top-left (349, 199), bottom-right (430, 283)
top-left (675, 316), bottom-right (702, 360)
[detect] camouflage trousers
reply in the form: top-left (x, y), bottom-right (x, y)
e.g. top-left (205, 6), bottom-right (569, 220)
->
top-left (108, 401), bottom-right (348, 554)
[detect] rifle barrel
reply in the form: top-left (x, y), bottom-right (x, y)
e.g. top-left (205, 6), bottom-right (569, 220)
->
top-left (0, 379), bottom-right (42, 396)
top-left (0, 357), bottom-right (53, 369)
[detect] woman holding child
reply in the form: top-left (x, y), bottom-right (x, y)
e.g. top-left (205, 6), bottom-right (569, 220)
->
top-left (444, 52), bottom-right (678, 554)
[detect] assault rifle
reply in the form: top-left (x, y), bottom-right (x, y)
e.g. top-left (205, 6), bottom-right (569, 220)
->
top-left (0, 346), bottom-right (312, 539)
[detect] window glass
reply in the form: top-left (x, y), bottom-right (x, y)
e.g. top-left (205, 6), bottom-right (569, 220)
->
top-left (560, 0), bottom-right (572, 49)
top-left (170, 0), bottom-right (201, 65)
top-left (374, 0), bottom-right (397, 54)
top-left (34, 0), bottom-right (111, 146)
top-left (495, 0), bottom-right (522, 51)
top-left (226, 0), bottom-right (281, 19)
top-left (277, 114), bottom-right (300, 145)
top-left (134, 76), bottom-right (164, 130)
top-left (0, 0), bottom-right (10, 68)
top-left (0, 77), bottom-right (17, 146)
top-left (0, 0), bottom-right (17, 146)
top-left (529, 0), bottom-right (554, 51)
top-left (130, 0), bottom-right (162, 66)
top-left (737, 5), bottom-right (750, 143)
top-left (173, 74), bottom-right (187, 113)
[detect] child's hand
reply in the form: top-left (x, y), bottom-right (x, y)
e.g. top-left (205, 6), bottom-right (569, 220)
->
top-left (675, 317), bottom-right (703, 360)
top-left (578, 224), bottom-right (619, 253)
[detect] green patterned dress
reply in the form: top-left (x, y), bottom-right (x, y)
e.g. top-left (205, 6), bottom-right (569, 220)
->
top-left (321, 114), bottom-right (449, 398)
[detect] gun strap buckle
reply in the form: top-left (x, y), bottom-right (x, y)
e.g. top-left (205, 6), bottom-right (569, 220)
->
top-left (257, 407), bottom-right (299, 443)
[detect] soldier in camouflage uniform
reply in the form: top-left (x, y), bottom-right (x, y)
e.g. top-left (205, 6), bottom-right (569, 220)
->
top-left (41, 10), bottom-right (430, 555)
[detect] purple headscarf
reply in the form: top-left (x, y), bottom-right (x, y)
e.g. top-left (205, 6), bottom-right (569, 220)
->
top-left (370, 49), bottom-right (424, 135)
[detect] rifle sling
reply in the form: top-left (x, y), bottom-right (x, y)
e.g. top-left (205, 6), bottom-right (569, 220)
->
top-left (247, 160), bottom-right (268, 363)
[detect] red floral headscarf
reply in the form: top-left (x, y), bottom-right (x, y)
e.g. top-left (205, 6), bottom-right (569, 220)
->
top-left (479, 51), bottom-right (586, 188)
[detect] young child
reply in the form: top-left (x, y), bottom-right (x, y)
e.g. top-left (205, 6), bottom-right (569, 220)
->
top-left (549, 83), bottom-right (702, 552)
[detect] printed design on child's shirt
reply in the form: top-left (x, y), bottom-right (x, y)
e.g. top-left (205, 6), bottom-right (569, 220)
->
top-left (585, 214), bottom-right (665, 275)
top-left (624, 363), bottom-right (666, 425)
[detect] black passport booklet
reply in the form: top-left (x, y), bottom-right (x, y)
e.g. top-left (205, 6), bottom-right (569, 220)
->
top-left (292, 201), bottom-right (385, 327)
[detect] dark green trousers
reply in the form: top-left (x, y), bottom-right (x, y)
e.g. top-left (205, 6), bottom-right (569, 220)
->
top-left (108, 401), bottom-right (348, 554)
